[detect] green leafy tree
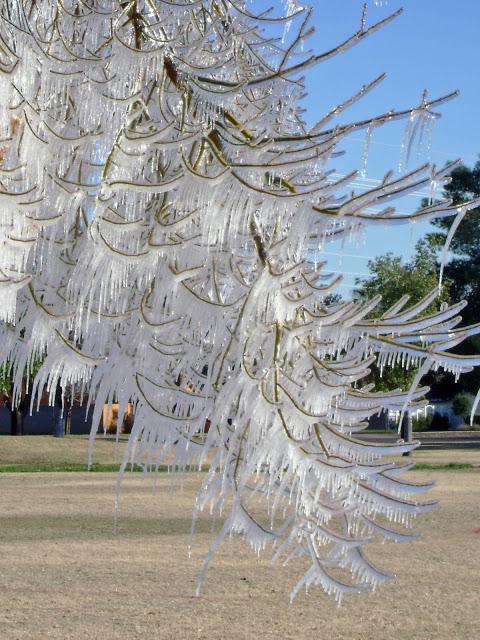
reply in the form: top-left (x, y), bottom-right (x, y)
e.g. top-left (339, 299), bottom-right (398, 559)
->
top-left (426, 160), bottom-right (480, 394)
top-left (354, 239), bottom-right (450, 393)
top-left (452, 392), bottom-right (472, 423)
top-left (0, 360), bottom-right (43, 436)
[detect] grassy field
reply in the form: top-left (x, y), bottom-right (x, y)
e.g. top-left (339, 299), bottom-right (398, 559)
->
top-left (0, 435), bottom-right (129, 466)
top-left (0, 436), bottom-right (479, 639)
top-left (1, 435), bottom-right (480, 470)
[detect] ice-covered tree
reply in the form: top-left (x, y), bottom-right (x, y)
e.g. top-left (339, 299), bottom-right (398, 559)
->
top-left (0, 0), bottom-right (479, 602)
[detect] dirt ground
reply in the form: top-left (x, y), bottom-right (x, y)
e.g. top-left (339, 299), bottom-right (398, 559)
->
top-left (1, 467), bottom-right (479, 640)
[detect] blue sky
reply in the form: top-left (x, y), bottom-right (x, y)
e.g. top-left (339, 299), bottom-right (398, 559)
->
top-left (297, 1), bottom-right (480, 294)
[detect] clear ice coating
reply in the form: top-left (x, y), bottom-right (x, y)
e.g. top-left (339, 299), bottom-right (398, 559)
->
top-left (0, 0), bottom-right (479, 602)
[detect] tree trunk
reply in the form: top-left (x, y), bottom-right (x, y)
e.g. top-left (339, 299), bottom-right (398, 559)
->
top-left (53, 385), bottom-right (66, 437)
top-left (400, 412), bottom-right (412, 456)
top-left (53, 405), bottom-right (65, 437)
top-left (10, 408), bottom-right (24, 436)
top-left (65, 405), bottom-right (72, 436)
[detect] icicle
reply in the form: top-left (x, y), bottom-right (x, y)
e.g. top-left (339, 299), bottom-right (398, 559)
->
top-left (398, 113), bottom-right (414, 173)
top-left (361, 126), bottom-right (373, 178)
top-left (439, 206), bottom-right (467, 289)
top-left (470, 387), bottom-right (480, 427)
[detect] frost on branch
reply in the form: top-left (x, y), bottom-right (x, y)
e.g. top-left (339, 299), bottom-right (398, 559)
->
top-left (0, 0), bottom-right (479, 603)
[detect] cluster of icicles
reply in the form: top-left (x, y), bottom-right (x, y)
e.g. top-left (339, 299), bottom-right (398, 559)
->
top-left (0, 0), bottom-right (479, 603)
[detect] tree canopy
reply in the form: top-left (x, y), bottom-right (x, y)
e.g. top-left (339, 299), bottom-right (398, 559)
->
top-left (426, 161), bottom-right (480, 395)
top-left (429, 160), bottom-right (480, 324)
top-left (354, 240), bottom-right (450, 393)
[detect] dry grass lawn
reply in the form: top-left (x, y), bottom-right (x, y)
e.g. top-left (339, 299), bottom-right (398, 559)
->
top-left (0, 435), bottom-right (129, 466)
top-left (1, 466), bottom-right (479, 640)
top-left (1, 434), bottom-right (480, 467)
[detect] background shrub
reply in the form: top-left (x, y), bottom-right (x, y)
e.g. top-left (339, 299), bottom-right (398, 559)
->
top-left (412, 412), bottom-right (450, 431)
top-left (452, 392), bottom-right (472, 422)
top-left (430, 412), bottom-right (450, 431)
top-left (412, 414), bottom-right (433, 432)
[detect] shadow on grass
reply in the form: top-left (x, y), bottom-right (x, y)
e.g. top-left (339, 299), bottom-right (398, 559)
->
top-left (0, 512), bottom-right (218, 543)
top-left (0, 463), bottom-right (207, 473)
top-left (1, 461), bottom-right (476, 472)
top-left (412, 462), bottom-right (477, 471)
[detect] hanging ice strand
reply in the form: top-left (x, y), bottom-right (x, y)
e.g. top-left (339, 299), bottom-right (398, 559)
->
top-left (282, 1), bottom-right (305, 42)
top-left (399, 89), bottom-right (439, 171)
top-left (399, 111), bottom-right (414, 173)
top-left (415, 91), bottom-right (432, 162)
top-left (0, 0), bottom-right (479, 605)
top-left (361, 125), bottom-right (373, 178)
top-left (284, 1), bottom-right (304, 20)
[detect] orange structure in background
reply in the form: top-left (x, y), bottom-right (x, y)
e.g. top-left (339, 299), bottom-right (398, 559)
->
top-left (101, 403), bottom-right (134, 434)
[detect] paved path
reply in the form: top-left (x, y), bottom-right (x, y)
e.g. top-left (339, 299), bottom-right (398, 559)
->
top-left (360, 431), bottom-right (480, 450)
